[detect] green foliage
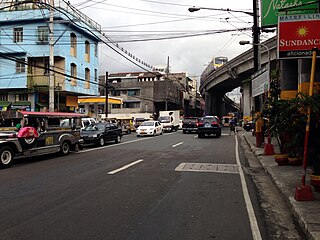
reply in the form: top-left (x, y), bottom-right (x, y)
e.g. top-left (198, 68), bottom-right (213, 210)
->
top-left (269, 93), bottom-right (320, 174)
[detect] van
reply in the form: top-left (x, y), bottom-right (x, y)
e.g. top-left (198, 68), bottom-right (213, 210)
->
top-left (81, 117), bottom-right (97, 130)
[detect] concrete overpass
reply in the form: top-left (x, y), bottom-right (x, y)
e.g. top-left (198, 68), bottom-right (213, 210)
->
top-left (199, 36), bottom-right (277, 117)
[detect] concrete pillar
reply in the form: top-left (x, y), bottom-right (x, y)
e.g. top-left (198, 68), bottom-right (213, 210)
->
top-left (94, 103), bottom-right (99, 119)
top-left (280, 59), bottom-right (298, 99)
top-left (205, 91), bottom-right (212, 115)
top-left (298, 58), bottom-right (320, 95)
top-left (84, 103), bottom-right (90, 115)
top-left (242, 82), bottom-right (251, 121)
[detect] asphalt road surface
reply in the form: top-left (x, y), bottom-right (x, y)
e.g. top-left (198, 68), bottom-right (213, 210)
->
top-left (0, 129), bottom-right (269, 240)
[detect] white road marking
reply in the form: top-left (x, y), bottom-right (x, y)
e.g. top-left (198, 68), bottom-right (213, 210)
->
top-left (235, 135), bottom-right (262, 240)
top-left (172, 142), bottom-right (183, 148)
top-left (193, 136), bottom-right (198, 138)
top-left (108, 159), bottom-right (144, 175)
top-left (77, 137), bottom-right (149, 153)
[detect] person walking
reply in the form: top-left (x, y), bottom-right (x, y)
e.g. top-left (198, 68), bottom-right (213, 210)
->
top-left (229, 118), bottom-right (236, 135)
top-left (255, 112), bottom-right (264, 147)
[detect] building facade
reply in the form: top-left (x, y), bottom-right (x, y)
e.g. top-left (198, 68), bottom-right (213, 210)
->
top-left (0, 0), bottom-right (100, 112)
top-left (99, 71), bottom-right (204, 119)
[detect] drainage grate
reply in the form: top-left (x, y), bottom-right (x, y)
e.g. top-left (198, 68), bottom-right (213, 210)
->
top-left (175, 163), bottom-right (239, 174)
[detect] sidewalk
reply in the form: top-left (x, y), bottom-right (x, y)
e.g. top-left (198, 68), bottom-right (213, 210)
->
top-left (241, 129), bottom-right (320, 240)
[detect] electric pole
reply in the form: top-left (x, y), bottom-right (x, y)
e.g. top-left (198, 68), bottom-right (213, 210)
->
top-left (105, 71), bottom-right (109, 118)
top-left (49, 0), bottom-right (55, 112)
top-left (165, 56), bottom-right (169, 111)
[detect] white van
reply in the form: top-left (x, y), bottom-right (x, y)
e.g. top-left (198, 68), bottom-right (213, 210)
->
top-left (81, 118), bottom-right (97, 130)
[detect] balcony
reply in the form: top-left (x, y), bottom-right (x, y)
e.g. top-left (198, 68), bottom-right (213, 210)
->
top-left (27, 75), bottom-right (49, 88)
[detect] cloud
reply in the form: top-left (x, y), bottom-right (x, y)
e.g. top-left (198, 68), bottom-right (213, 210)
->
top-left (71, 0), bottom-right (261, 80)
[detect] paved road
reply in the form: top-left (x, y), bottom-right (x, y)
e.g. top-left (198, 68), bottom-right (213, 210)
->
top-left (0, 129), bottom-right (267, 240)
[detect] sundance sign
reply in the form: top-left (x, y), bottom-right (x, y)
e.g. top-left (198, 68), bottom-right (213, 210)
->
top-left (278, 14), bottom-right (320, 59)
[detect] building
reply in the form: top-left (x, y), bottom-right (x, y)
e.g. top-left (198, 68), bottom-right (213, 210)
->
top-left (0, 0), bottom-right (100, 112)
top-left (98, 71), bottom-right (203, 118)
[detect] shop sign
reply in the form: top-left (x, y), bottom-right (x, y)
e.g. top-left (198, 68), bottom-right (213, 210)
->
top-left (261, 0), bottom-right (318, 27)
top-left (252, 69), bottom-right (270, 97)
top-left (278, 13), bottom-right (320, 59)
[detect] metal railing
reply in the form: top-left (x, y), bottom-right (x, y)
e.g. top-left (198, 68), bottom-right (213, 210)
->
top-left (0, 0), bottom-right (101, 31)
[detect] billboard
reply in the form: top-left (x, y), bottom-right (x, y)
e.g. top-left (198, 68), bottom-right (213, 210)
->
top-left (278, 13), bottom-right (320, 59)
top-left (261, 0), bottom-right (319, 27)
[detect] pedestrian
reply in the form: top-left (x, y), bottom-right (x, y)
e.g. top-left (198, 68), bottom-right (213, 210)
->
top-left (229, 118), bottom-right (236, 135)
top-left (255, 112), bottom-right (264, 147)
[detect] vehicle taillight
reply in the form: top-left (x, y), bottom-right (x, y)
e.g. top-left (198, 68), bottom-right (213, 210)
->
top-left (198, 122), bottom-right (204, 127)
top-left (211, 122), bottom-right (218, 125)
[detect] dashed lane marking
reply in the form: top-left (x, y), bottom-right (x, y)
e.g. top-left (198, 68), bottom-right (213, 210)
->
top-left (108, 159), bottom-right (144, 175)
top-left (172, 142), bottom-right (183, 148)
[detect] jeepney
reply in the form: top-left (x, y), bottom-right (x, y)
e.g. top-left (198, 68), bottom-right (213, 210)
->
top-left (0, 111), bottom-right (84, 169)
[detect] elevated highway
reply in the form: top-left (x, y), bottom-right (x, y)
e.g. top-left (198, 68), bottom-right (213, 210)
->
top-left (199, 36), bottom-right (277, 117)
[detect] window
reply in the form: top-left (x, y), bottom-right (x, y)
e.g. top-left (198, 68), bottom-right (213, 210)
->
top-left (112, 90), bottom-right (120, 96)
top-left (38, 26), bottom-right (48, 42)
top-left (123, 102), bottom-right (140, 108)
top-left (85, 68), bottom-right (90, 89)
top-left (112, 104), bottom-right (121, 109)
top-left (70, 33), bottom-right (77, 57)
top-left (70, 63), bottom-right (77, 86)
top-left (85, 41), bottom-right (90, 62)
top-left (128, 89), bottom-right (140, 96)
top-left (0, 94), bottom-right (8, 101)
top-left (18, 93), bottom-right (28, 101)
top-left (94, 69), bottom-right (97, 81)
top-left (44, 59), bottom-right (49, 75)
top-left (16, 59), bottom-right (25, 73)
top-left (13, 27), bottom-right (23, 43)
top-left (94, 43), bottom-right (98, 57)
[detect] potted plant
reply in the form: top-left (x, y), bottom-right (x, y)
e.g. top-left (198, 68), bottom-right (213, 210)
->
top-left (303, 93), bottom-right (320, 191)
top-left (269, 94), bottom-right (306, 166)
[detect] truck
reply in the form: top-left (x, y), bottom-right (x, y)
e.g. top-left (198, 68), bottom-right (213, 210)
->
top-left (158, 110), bottom-right (180, 132)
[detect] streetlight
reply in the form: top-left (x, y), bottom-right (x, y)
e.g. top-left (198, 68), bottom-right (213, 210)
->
top-left (188, 6), bottom-right (254, 16)
top-left (189, 3), bottom-right (260, 117)
top-left (239, 40), bottom-right (274, 155)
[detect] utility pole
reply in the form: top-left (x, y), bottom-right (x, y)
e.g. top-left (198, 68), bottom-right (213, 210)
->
top-left (105, 71), bottom-right (109, 118)
top-left (252, 0), bottom-right (261, 114)
top-left (165, 56), bottom-right (169, 111)
top-left (48, 0), bottom-right (55, 112)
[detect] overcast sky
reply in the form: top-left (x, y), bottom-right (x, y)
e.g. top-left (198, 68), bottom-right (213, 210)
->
top-left (69, 0), bottom-right (272, 79)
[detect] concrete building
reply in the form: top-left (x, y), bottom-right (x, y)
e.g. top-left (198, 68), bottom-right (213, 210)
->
top-left (0, 0), bottom-right (100, 112)
top-left (99, 71), bottom-right (204, 118)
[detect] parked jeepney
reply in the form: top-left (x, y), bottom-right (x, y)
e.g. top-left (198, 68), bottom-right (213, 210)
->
top-left (0, 111), bottom-right (84, 169)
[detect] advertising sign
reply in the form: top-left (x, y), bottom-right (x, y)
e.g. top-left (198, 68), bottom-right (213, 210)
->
top-left (278, 13), bottom-right (320, 59)
top-left (261, 0), bottom-right (318, 27)
top-left (252, 70), bottom-right (270, 97)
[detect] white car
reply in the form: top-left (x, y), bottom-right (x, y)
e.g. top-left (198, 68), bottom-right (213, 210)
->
top-left (136, 120), bottom-right (163, 137)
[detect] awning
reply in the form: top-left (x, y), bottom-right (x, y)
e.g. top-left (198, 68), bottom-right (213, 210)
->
top-left (78, 97), bottom-right (122, 104)
top-left (12, 101), bottom-right (31, 106)
top-left (0, 101), bottom-right (12, 107)
top-left (36, 102), bottom-right (47, 107)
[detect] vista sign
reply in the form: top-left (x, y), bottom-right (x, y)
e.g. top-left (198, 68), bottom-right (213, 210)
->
top-left (261, 0), bottom-right (318, 27)
top-left (278, 14), bottom-right (320, 59)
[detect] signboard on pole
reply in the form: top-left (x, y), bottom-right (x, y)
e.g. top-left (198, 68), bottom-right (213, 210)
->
top-left (261, 0), bottom-right (319, 27)
top-left (278, 13), bottom-right (320, 59)
top-left (252, 69), bottom-right (270, 97)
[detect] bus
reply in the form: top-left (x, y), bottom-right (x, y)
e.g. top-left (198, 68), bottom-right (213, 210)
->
top-left (0, 111), bottom-right (84, 168)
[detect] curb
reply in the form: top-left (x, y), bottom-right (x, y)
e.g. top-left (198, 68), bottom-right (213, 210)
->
top-left (241, 132), bottom-right (317, 240)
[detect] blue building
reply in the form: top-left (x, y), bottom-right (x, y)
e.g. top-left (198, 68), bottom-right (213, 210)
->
top-left (0, 0), bottom-right (100, 112)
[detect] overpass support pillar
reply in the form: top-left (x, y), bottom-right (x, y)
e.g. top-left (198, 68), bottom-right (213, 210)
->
top-left (242, 82), bottom-right (252, 121)
top-left (205, 92), bottom-right (213, 115)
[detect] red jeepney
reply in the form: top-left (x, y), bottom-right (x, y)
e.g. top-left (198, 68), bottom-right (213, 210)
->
top-left (0, 111), bottom-right (84, 169)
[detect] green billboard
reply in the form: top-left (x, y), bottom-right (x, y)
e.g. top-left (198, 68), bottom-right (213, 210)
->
top-left (261, 0), bottom-right (319, 27)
